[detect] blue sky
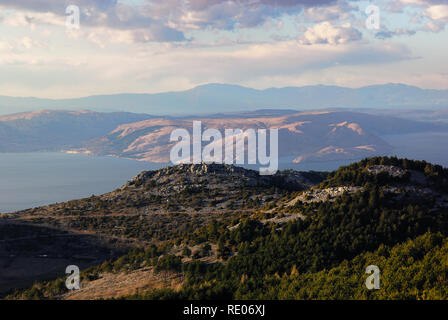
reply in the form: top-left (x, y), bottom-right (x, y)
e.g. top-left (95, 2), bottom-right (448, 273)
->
top-left (0, 0), bottom-right (447, 98)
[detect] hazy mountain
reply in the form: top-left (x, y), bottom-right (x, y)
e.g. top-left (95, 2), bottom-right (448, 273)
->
top-left (2, 109), bottom-right (448, 164)
top-left (0, 110), bottom-right (156, 152)
top-left (1, 83), bottom-right (447, 115)
top-left (353, 108), bottom-right (448, 123)
top-left (81, 110), bottom-right (448, 164)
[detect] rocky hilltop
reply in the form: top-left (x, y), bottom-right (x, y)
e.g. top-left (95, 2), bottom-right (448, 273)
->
top-left (5, 163), bottom-right (326, 242)
top-left (123, 163), bottom-right (323, 192)
top-left (0, 163), bottom-right (325, 296)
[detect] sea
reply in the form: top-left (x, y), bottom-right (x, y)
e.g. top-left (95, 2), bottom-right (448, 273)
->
top-left (0, 152), bottom-right (164, 213)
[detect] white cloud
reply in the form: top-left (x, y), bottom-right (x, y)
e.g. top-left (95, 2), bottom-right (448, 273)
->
top-left (0, 0), bottom-right (339, 41)
top-left (384, 1), bottom-right (448, 35)
top-left (299, 22), bottom-right (362, 45)
top-left (0, 36), bottom-right (45, 53)
top-left (0, 9), bottom-right (65, 28)
top-left (0, 41), bottom-right (13, 52)
top-left (20, 36), bottom-right (39, 49)
top-left (421, 4), bottom-right (448, 32)
top-left (376, 28), bottom-right (417, 39)
top-left (300, 1), bottom-right (357, 23)
top-left (425, 5), bottom-right (448, 21)
top-left (424, 20), bottom-right (445, 32)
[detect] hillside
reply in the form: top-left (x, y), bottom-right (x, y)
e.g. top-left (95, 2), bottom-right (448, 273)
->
top-left (0, 221), bottom-right (129, 295)
top-left (3, 157), bottom-right (448, 300)
top-left (0, 110), bottom-right (155, 152)
top-left (2, 109), bottom-right (448, 164)
top-left (82, 110), bottom-right (448, 163)
top-left (1, 163), bottom-right (324, 296)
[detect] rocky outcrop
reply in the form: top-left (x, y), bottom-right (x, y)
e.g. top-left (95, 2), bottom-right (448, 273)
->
top-left (287, 186), bottom-right (364, 205)
top-left (123, 163), bottom-right (324, 194)
top-left (366, 165), bottom-right (408, 178)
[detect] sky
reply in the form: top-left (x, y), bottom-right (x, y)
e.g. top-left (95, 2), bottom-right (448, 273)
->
top-left (0, 0), bottom-right (447, 98)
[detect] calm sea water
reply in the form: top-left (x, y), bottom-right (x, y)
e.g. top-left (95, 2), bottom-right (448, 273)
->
top-left (0, 153), bottom-right (165, 213)
top-left (381, 132), bottom-right (448, 168)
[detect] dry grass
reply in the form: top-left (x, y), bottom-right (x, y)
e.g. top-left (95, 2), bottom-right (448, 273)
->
top-left (63, 267), bottom-right (184, 300)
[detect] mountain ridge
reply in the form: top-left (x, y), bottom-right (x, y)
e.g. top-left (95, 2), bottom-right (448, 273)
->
top-left (80, 110), bottom-right (448, 164)
top-left (1, 83), bottom-right (448, 115)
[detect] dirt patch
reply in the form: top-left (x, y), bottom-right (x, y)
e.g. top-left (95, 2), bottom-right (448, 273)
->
top-left (63, 267), bottom-right (184, 300)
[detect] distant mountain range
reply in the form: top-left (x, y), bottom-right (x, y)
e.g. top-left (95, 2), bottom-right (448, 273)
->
top-left (1, 83), bottom-right (448, 115)
top-left (1, 109), bottom-right (448, 164)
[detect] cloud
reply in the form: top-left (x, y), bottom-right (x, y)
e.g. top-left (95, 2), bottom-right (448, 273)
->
top-left (389, 0), bottom-right (445, 11)
top-left (0, 0), bottom-right (342, 40)
top-left (0, 10), bottom-right (65, 28)
top-left (0, 41), bottom-right (13, 52)
top-left (186, 0), bottom-right (337, 10)
top-left (299, 22), bottom-right (362, 45)
top-left (0, 0), bottom-right (443, 97)
top-left (174, 0), bottom-right (341, 30)
top-left (423, 20), bottom-right (445, 32)
top-left (384, 0), bottom-right (448, 34)
top-left (299, 1), bottom-right (357, 23)
top-left (113, 41), bottom-right (413, 87)
top-left (0, 37), bottom-right (415, 98)
top-left (424, 4), bottom-right (448, 21)
top-left (0, 36), bottom-right (46, 53)
top-left (94, 0), bottom-right (345, 41)
top-left (81, 25), bottom-right (186, 47)
top-left (140, 0), bottom-right (291, 31)
top-left (0, 1), bottom-right (186, 42)
top-left (0, 0), bottom-right (117, 12)
top-left (421, 4), bottom-right (448, 32)
top-left (375, 28), bottom-right (417, 39)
